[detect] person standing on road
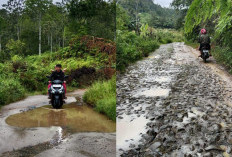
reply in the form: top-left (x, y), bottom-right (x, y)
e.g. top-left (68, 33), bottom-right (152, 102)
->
top-left (198, 28), bottom-right (211, 57)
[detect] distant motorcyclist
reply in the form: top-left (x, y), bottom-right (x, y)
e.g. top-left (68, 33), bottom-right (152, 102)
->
top-left (198, 28), bottom-right (211, 57)
top-left (48, 64), bottom-right (67, 99)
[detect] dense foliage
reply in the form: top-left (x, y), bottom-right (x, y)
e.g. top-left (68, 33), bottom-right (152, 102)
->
top-left (116, 5), bottom-right (183, 71)
top-left (119, 0), bottom-right (177, 29)
top-left (0, 0), bottom-right (116, 57)
top-left (184, 0), bottom-right (232, 72)
top-left (83, 76), bottom-right (116, 121)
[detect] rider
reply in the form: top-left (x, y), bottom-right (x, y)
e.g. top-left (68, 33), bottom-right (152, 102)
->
top-left (198, 28), bottom-right (211, 57)
top-left (48, 64), bottom-right (67, 99)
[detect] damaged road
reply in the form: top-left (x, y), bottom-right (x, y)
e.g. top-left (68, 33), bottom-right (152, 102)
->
top-left (117, 42), bottom-right (232, 156)
top-left (0, 89), bottom-right (116, 157)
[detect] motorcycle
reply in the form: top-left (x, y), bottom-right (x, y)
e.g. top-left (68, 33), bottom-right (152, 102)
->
top-left (201, 46), bottom-right (210, 63)
top-left (47, 76), bottom-right (68, 109)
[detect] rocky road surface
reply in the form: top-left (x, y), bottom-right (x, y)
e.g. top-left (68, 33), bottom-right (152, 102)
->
top-left (117, 42), bottom-right (232, 157)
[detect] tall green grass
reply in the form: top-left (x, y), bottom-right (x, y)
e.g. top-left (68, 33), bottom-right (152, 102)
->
top-left (83, 76), bottom-right (116, 121)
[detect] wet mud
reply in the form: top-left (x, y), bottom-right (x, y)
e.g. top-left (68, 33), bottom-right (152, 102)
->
top-left (117, 43), bottom-right (232, 156)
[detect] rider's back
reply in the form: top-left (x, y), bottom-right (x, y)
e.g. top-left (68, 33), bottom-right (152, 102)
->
top-left (199, 34), bottom-right (210, 44)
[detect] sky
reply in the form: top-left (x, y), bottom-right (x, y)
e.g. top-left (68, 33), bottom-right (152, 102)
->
top-left (153, 0), bottom-right (173, 8)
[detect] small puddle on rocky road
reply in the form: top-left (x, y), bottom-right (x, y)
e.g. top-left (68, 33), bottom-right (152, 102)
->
top-left (6, 103), bottom-right (116, 133)
top-left (135, 88), bottom-right (170, 97)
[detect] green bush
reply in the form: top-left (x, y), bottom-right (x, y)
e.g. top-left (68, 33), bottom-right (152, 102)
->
top-left (0, 77), bottom-right (25, 106)
top-left (83, 76), bottom-right (116, 121)
top-left (6, 39), bottom-right (26, 56)
top-left (212, 46), bottom-right (232, 73)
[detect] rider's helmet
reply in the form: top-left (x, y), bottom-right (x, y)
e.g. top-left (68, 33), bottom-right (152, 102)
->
top-left (201, 28), bottom-right (207, 34)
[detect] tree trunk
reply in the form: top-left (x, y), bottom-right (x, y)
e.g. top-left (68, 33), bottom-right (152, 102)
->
top-left (17, 25), bottom-right (20, 40)
top-left (39, 13), bottom-right (42, 56)
top-left (48, 35), bottom-right (49, 45)
top-left (0, 35), bottom-right (1, 52)
top-left (135, 0), bottom-right (139, 34)
top-left (51, 33), bottom-right (53, 53)
top-left (63, 29), bottom-right (65, 48)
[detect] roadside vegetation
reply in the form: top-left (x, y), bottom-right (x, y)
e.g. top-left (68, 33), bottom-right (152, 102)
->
top-left (83, 76), bottom-right (116, 121)
top-left (0, 0), bottom-right (116, 120)
top-left (117, 3), bottom-right (183, 71)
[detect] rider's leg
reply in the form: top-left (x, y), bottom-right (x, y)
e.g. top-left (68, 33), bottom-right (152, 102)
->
top-left (63, 83), bottom-right (67, 99)
top-left (48, 83), bottom-right (52, 99)
top-left (209, 44), bottom-right (212, 56)
top-left (198, 44), bottom-right (202, 57)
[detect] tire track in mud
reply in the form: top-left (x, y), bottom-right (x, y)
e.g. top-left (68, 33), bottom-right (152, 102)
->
top-left (117, 42), bottom-right (232, 157)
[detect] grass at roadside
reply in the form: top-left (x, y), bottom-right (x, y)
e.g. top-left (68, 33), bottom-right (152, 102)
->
top-left (185, 41), bottom-right (199, 49)
top-left (211, 47), bottom-right (232, 74)
top-left (83, 76), bottom-right (116, 121)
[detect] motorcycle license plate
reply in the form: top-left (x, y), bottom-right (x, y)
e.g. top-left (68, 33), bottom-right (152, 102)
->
top-left (53, 84), bottom-right (62, 88)
top-left (203, 50), bottom-right (209, 53)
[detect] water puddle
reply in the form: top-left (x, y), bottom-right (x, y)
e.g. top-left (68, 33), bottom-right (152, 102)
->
top-left (154, 76), bottom-right (171, 83)
top-left (148, 55), bottom-right (160, 59)
top-left (6, 103), bottom-right (116, 133)
top-left (135, 88), bottom-right (170, 97)
top-left (117, 115), bottom-right (149, 155)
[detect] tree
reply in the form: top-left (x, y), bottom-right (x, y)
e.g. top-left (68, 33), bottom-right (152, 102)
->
top-left (3, 0), bottom-right (25, 40)
top-left (171, 0), bottom-right (194, 29)
top-left (56, 0), bottom-right (68, 48)
top-left (0, 10), bottom-right (8, 52)
top-left (67, 0), bottom-right (116, 40)
top-left (25, 0), bottom-right (52, 55)
top-left (43, 4), bottom-right (63, 53)
top-left (119, 0), bottom-right (176, 29)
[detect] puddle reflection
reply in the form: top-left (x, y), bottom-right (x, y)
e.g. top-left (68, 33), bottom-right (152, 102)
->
top-left (6, 103), bottom-right (116, 133)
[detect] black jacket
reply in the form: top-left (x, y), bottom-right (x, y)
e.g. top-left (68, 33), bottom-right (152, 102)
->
top-left (49, 70), bottom-right (65, 81)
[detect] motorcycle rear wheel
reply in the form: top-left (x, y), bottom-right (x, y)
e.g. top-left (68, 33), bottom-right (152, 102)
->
top-left (203, 57), bottom-right (207, 63)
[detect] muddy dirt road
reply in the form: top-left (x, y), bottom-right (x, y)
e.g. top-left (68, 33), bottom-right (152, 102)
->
top-left (0, 90), bottom-right (116, 157)
top-left (117, 42), bottom-right (232, 156)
